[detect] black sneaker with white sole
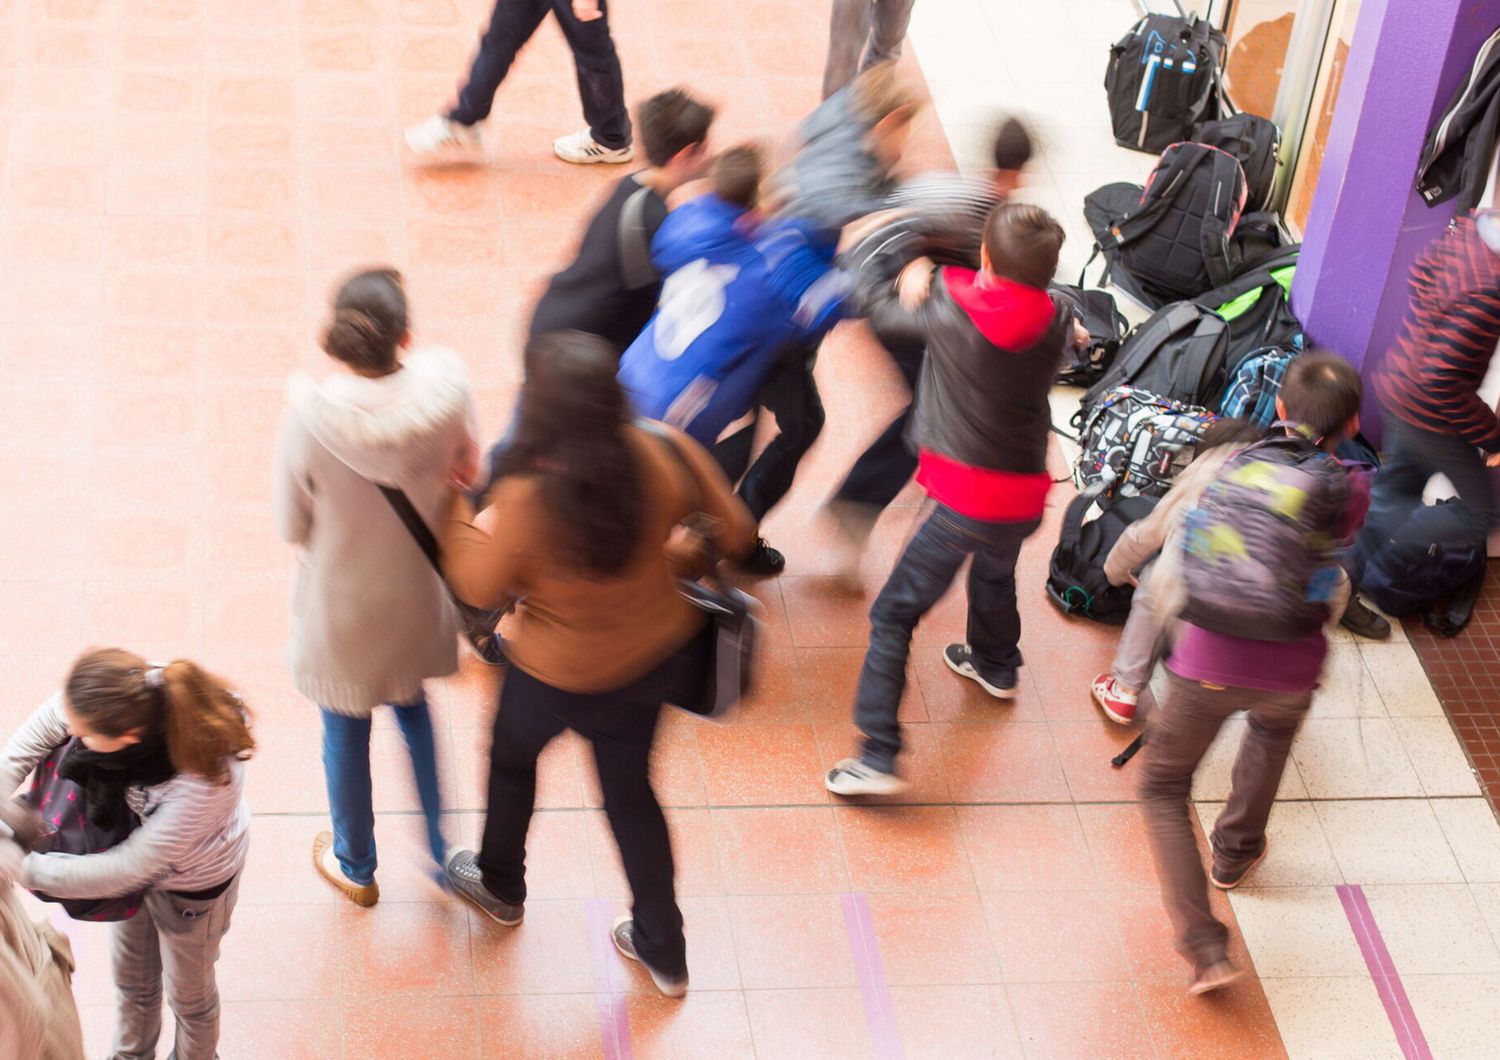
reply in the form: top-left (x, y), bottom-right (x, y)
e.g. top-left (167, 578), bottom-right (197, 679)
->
top-left (445, 848), bottom-right (523, 926)
top-left (943, 643), bottom-right (1018, 699)
top-left (611, 915), bottom-right (688, 998)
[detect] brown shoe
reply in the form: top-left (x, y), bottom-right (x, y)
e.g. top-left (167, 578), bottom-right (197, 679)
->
top-left (1212, 842), bottom-right (1269, 891)
top-left (1188, 958), bottom-right (1243, 996)
top-left (312, 831), bottom-right (379, 907)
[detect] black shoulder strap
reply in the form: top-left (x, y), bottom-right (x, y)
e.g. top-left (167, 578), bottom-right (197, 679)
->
top-left (378, 486), bottom-right (442, 573)
top-left (1085, 301), bottom-right (1204, 404)
top-left (618, 183), bottom-right (657, 290)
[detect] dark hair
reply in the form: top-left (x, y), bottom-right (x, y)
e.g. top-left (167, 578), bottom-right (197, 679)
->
top-left (991, 117), bottom-right (1034, 173)
top-left (66, 648), bottom-right (254, 784)
top-left (638, 88), bottom-right (715, 168)
top-left (713, 144), bottom-right (763, 209)
top-left (1281, 351), bottom-right (1363, 440)
top-left (322, 267), bottom-right (407, 374)
top-left (983, 202), bottom-right (1064, 288)
top-left (1198, 417), bottom-right (1268, 451)
top-left (496, 331), bottom-right (645, 577)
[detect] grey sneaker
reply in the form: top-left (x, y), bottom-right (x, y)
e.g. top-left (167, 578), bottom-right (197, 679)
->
top-left (943, 643), bottom-right (1018, 699)
top-left (444, 848), bottom-right (522, 926)
top-left (611, 914), bottom-right (688, 998)
top-left (824, 758), bottom-right (907, 797)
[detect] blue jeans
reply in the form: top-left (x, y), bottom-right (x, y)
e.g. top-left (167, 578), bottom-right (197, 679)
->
top-left (854, 503), bottom-right (1040, 772)
top-left (320, 693), bottom-right (446, 886)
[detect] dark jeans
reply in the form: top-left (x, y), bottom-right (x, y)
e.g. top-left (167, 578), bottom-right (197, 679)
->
top-left (449, 0), bottom-right (631, 150)
top-left (478, 659), bottom-right (685, 977)
top-left (854, 503), bottom-right (1040, 772)
top-left (712, 346), bottom-right (826, 522)
top-left (1139, 674), bottom-right (1310, 970)
top-left (832, 339), bottom-right (924, 514)
top-left (1353, 417), bottom-right (1498, 582)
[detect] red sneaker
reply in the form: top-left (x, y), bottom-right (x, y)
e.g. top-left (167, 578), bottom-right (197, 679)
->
top-left (1091, 674), bottom-right (1138, 724)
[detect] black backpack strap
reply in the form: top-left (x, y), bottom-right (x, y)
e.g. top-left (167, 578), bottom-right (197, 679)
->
top-left (379, 486), bottom-right (441, 573)
top-left (1110, 147), bottom-right (1215, 253)
top-left (1085, 301), bottom-right (1205, 405)
top-left (618, 183), bottom-right (657, 290)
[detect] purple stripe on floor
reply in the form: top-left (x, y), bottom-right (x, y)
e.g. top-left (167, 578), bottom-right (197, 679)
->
top-left (585, 898), bottom-right (634, 1060)
top-left (1336, 884), bottom-right (1433, 1060)
top-left (841, 892), bottom-right (905, 1060)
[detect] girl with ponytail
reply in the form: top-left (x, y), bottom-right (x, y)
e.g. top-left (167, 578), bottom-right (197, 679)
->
top-left (0, 648), bottom-right (254, 1060)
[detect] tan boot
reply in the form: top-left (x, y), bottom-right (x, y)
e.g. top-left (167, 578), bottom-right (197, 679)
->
top-left (312, 831), bottom-right (379, 908)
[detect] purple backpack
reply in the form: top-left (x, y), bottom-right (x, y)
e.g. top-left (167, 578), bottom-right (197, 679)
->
top-left (24, 739), bottom-right (145, 922)
top-left (1179, 432), bottom-right (1349, 641)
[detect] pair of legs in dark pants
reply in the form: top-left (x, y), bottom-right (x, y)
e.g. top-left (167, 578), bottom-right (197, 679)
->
top-left (449, 0), bottom-right (631, 150)
top-left (854, 503), bottom-right (1040, 773)
top-left (478, 658), bottom-right (685, 977)
top-left (1139, 673), bottom-right (1311, 971)
top-left (1352, 417), bottom-right (1498, 579)
top-left (713, 346), bottom-right (826, 522)
top-left (832, 338), bottom-right (924, 518)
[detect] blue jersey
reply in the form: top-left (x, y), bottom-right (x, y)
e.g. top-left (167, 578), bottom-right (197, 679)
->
top-left (618, 195), bottom-right (851, 445)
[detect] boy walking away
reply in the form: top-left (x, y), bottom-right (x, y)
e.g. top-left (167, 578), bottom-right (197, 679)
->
top-left (827, 117), bottom-right (1036, 577)
top-left (825, 204), bottom-right (1073, 796)
top-left (406, 0), bottom-right (634, 165)
top-left (823, 0), bottom-right (918, 100)
top-left (1090, 419), bottom-right (1268, 724)
top-left (1343, 209), bottom-right (1500, 638)
top-left (1140, 353), bottom-right (1368, 995)
top-left (618, 146), bottom-right (853, 449)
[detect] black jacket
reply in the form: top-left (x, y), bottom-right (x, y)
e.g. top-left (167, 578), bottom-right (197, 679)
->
top-left (869, 274), bottom-right (1070, 475)
top-left (1417, 27), bottom-right (1500, 213)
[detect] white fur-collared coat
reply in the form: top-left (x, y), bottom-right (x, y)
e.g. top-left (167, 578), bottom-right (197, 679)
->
top-left (274, 347), bottom-right (477, 716)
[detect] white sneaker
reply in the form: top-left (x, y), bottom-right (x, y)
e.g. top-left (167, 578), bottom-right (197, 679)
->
top-left (552, 129), bottom-right (634, 165)
top-left (404, 115), bottom-right (481, 156)
top-left (824, 758), bottom-right (907, 797)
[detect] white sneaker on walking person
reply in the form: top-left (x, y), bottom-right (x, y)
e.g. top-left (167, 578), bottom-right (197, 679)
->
top-left (404, 115), bottom-right (481, 157)
top-left (553, 128), bottom-right (634, 165)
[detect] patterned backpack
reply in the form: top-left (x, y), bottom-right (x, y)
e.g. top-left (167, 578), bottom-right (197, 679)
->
top-left (1073, 386), bottom-right (1218, 498)
top-left (1179, 431), bottom-right (1350, 640)
top-left (1219, 341), bottom-right (1301, 426)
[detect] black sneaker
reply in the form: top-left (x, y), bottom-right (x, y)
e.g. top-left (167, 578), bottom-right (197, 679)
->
top-left (738, 537), bottom-right (786, 576)
top-left (444, 849), bottom-right (523, 926)
top-left (942, 644), bottom-right (1018, 699)
top-left (1340, 595), bottom-right (1392, 640)
top-left (1211, 842), bottom-right (1268, 891)
top-left (611, 915), bottom-right (688, 998)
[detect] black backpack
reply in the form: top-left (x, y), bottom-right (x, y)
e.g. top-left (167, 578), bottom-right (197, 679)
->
top-left (1194, 244), bottom-right (1301, 374)
top-left (1051, 284), bottom-right (1129, 387)
top-left (1192, 113), bottom-right (1282, 212)
top-left (1105, 12), bottom-right (1229, 154)
top-left (1360, 499), bottom-right (1487, 620)
top-left (1078, 300), bottom-right (1230, 416)
top-left (1047, 490), bottom-right (1160, 624)
top-left (1083, 143), bottom-right (1248, 307)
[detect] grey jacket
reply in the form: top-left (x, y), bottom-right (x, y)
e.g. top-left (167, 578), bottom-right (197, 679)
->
top-left (773, 87), bottom-right (896, 234)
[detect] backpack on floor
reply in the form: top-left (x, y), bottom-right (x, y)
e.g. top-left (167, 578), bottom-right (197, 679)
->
top-left (1073, 386), bottom-right (1218, 498)
top-left (1080, 300), bottom-right (1230, 414)
top-left (1218, 340), bottom-right (1301, 425)
top-left (1192, 113), bottom-right (1282, 211)
top-left (1046, 488), bottom-right (1161, 624)
top-left (1194, 244), bottom-right (1302, 370)
top-left (1084, 143), bottom-right (1248, 305)
top-left (1105, 12), bottom-right (1229, 154)
top-left (1360, 498), bottom-right (1487, 619)
top-left (1179, 431), bottom-right (1351, 640)
top-left (1051, 284), bottom-right (1129, 387)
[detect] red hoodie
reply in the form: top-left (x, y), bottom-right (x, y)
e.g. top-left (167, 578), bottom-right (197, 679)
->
top-left (916, 268), bottom-right (1056, 521)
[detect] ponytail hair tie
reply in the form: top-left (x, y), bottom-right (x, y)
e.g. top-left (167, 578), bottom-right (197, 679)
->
top-left (144, 666), bottom-right (165, 689)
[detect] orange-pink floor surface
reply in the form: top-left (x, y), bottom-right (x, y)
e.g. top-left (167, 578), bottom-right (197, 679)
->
top-left (0, 0), bottom-right (1286, 1055)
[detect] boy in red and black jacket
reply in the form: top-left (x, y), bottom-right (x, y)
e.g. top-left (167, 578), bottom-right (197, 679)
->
top-left (826, 203), bottom-right (1073, 795)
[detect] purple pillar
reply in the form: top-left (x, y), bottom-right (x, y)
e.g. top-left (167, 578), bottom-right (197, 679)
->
top-left (1294, 0), bottom-right (1500, 443)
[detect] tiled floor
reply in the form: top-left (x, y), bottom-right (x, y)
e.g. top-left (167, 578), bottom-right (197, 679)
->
top-left (4, 0), bottom-right (1500, 1057)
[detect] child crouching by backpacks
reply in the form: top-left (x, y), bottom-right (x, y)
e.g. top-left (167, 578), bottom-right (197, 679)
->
top-left (1137, 352), bottom-right (1369, 997)
top-left (1090, 418), bottom-right (1269, 724)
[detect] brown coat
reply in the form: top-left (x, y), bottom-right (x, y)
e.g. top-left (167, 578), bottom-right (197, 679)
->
top-left (0, 883), bottom-right (84, 1060)
top-left (442, 424), bottom-right (756, 693)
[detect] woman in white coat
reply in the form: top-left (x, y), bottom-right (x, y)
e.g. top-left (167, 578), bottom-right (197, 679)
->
top-left (275, 268), bottom-right (478, 906)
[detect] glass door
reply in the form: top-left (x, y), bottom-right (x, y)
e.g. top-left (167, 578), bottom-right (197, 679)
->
top-left (1283, 0), bottom-right (1365, 234)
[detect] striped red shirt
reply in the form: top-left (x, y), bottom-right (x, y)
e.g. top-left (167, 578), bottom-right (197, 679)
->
top-left (1374, 214), bottom-right (1500, 452)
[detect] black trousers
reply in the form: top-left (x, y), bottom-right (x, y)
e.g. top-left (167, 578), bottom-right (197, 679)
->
top-left (449, 0), bottom-right (631, 150)
top-left (832, 338), bottom-right (924, 511)
top-left (478, 659), bottom-right (685, 977)
top-left (713, 346), bottom-right (826, 522)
